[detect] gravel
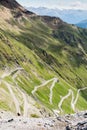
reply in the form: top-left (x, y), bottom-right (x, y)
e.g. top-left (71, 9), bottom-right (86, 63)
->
top-left (0, 110), bottom-right (87, 130)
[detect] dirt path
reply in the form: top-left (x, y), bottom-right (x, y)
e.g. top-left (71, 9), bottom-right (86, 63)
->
top-left (58, 89), bottom-right (72, 113)
top-left (4, 81), bottom-right (21, 115)
top-left (31, 78), bottom-right (54, 95)
top-left (32, 78), bottom-right (58, 104)
top-left (49, 78), bottom-right (58, 104)
top-left (58, 87), bottom-right (87, 113)
top-left (17, 87), bottom-right (29, 117)
top-left (71, 87), bottom-right (87, 112)
top-left (12, 69), bottom-right (29, 117)
top-left (70, 90), bottom-right (75, 112)
top-left (0, 68), bottom-right (23, 115)
top-left (1, 67), bottom-right (23, 79)
top-left (1, 67), bottom-right (87, 115)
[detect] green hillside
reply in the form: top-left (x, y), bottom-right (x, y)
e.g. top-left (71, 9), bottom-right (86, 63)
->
top-left (0, 0), bottom-right (87, 116)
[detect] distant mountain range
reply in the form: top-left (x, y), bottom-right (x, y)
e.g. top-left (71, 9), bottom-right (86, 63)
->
top-left (26, 7), bottom-right (87, 24)
top-left (76, 19), bottom-right (87, 28)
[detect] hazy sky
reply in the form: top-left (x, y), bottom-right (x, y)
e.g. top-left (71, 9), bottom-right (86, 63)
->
top-left (17, 0), bottom-right (87, 10)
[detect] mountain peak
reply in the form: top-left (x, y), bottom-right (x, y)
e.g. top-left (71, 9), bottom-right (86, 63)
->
top-left (0, 0), bottom-right (20, 9)
top-left (0, 0), bottom-right (35, 17)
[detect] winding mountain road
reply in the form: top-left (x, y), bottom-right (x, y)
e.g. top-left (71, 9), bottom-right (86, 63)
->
top-left (1, 67), bottom-right (23, 79)
top-left (0, 68), bottom-right (23, 115)
top-left (0, 67), bottom-right (87, 115)
top-left (12, 69), bottom-right (29, 117)
top-left (17, 87), bottom-right (29, 117)
top-left (31, 78), bottom-right (54, 95)
top-left (58, 89), bottom-right (72, 113)
top-left (71, 87), bottom-right (87, 112)
top-left (71, 90), bottom-right (75, 112)
top-left (49, 78), bottom-right (58, 104)
top-left (32, 77), bottom-right (58, 105)
top-left (4, 81), bottom-right (21, 114)
top-left (58, 87), bottom-right (87, 113)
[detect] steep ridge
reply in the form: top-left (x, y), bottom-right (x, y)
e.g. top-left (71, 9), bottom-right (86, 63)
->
top-left (0, 0), bottom-right (87, 116)
top-left (0, 0), bottom-right (35, 15)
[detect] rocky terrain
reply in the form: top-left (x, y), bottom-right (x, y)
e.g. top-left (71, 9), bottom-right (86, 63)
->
top-left (0, 110), bottom-right (87, 130)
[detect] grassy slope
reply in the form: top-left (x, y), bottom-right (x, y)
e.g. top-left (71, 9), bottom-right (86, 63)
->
top-left (0, 6), bottom-right (87, 115)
